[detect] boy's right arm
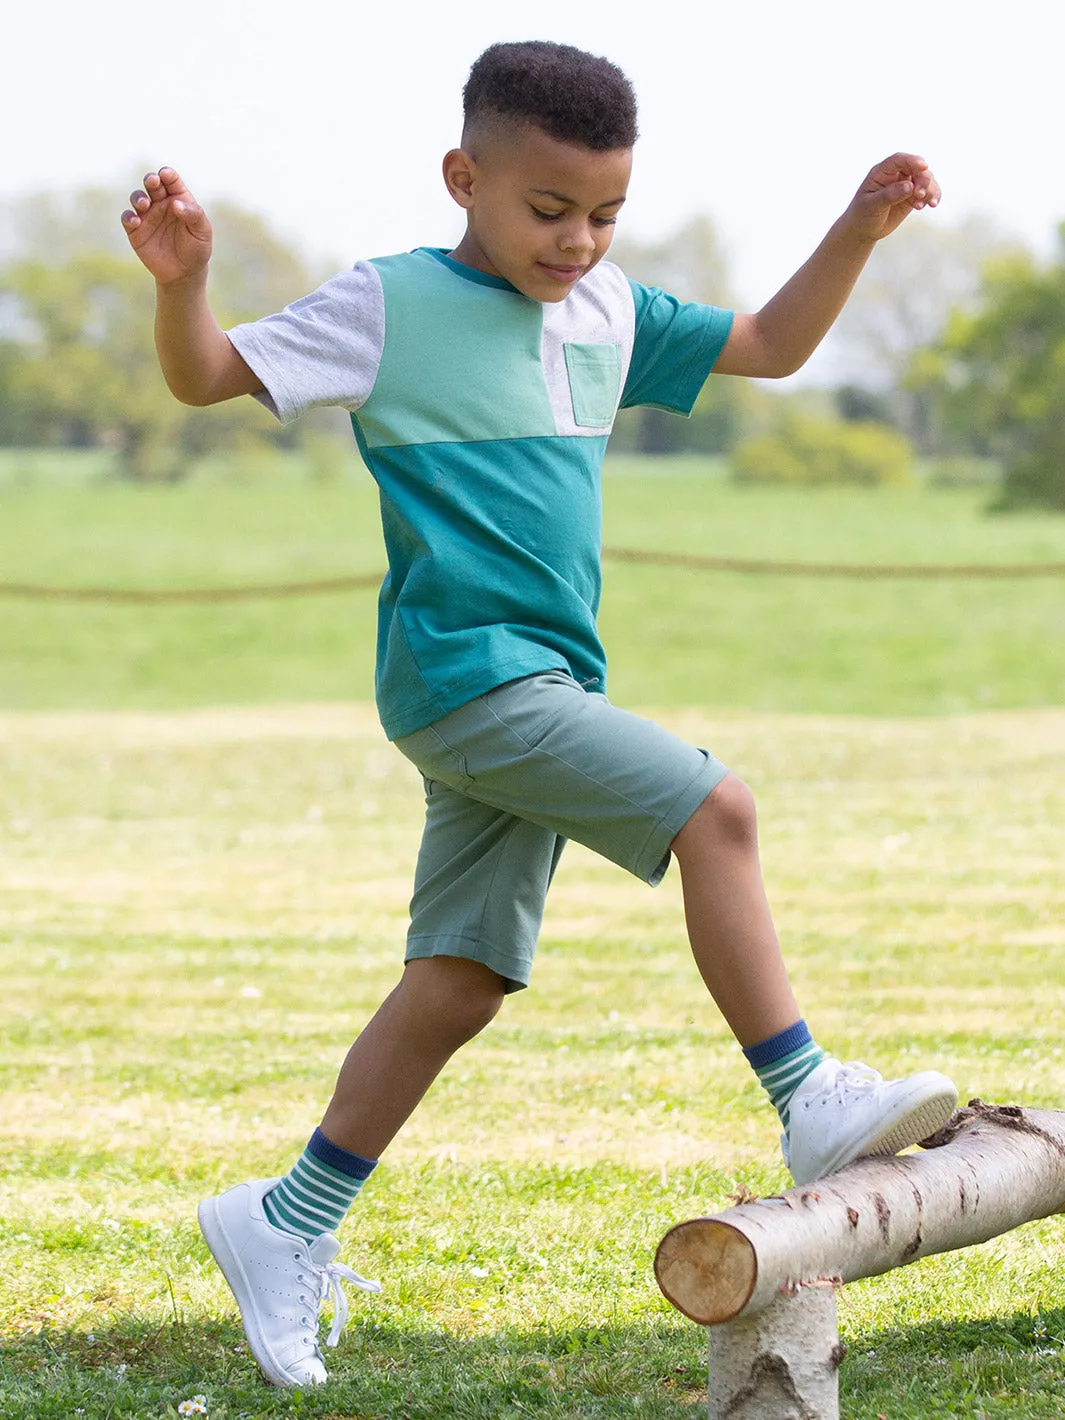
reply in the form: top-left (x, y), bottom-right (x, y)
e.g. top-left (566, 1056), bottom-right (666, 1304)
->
top-left (122, 168), bottom-right (263, 406)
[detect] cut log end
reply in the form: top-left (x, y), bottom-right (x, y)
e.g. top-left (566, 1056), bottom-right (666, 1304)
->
top-left (654, 1219), bottom-right (757, 1325)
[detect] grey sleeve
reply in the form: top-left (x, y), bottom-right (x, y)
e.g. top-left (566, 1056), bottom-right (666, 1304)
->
top-left (226, 260), bottom-right (386, 424)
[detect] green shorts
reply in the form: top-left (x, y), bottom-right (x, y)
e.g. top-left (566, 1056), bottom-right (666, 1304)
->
top-left (393, 671), bottom-right (729, 991)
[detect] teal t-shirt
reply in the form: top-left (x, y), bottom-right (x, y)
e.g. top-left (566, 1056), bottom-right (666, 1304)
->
top-left (228, 248), bottom-right (734, 738)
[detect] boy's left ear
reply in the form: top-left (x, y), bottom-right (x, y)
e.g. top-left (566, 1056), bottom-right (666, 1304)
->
top-left (442, 148), bottom-right (476, 209)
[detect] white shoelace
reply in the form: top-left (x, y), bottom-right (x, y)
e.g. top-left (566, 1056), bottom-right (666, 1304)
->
top-left (315, 1258), bottom-right (382, 1349)
top-left (822, 1061), bottom-right (883, 1100)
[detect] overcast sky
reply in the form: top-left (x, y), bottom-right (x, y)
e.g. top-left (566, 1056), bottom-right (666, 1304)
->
top-left (5, 0), bottom-right (1063, 307)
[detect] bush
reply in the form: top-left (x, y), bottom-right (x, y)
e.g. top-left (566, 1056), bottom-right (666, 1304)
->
top-left (731, 415), bottom-right (915, 487)
top-left (995, 452), bottom-right (1065, 512)
top-left (925, 455), bottom-right (1001, 488)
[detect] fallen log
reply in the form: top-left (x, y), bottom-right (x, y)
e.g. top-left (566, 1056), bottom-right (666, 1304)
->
top-left (655, 1104), bottom-right (1065, 1419)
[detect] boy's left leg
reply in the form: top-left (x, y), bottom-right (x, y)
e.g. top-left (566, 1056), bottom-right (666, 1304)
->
top-left (670, 773), bottom-right (799, 1047)
top-left (198, 956), bottom-right (510, 1387)
top-left (671, 775), bottom-right (957, 1182)
top-left (398, 672), bottom-right (956, 1185)
top-left (199, 771), bottom-right (558, 1387)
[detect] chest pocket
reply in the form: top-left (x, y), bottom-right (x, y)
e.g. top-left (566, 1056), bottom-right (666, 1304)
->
top-left (563, 342), bottom-right (622, 427)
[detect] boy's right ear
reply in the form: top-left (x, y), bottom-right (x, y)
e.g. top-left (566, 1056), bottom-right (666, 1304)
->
top-left (442, 148), bottom-right (477, 210)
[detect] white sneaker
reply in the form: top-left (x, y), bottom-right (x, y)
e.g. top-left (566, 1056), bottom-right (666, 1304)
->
top-left (198, 1177), bottom-right (381, 1387)
top-left (782, 1058), bottom-right (958, 1186)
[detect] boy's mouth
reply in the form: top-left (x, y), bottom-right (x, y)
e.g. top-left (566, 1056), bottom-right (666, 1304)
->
top-left (538, 262), bottom-right (586, 283)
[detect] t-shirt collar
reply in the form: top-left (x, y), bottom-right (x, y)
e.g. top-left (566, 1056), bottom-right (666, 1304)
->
top-left (417, 246), bottom-right (521, 293)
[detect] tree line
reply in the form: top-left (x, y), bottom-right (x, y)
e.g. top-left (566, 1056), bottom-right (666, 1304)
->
top-left (0, 189), bottom-right (339, 482)
top-left (2, 190), bottom-right (1063, 510)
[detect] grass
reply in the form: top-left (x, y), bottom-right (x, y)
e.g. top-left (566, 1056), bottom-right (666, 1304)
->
top-left (1, 449), bottom-right (1064, 713)
top-left (1, 704), bottom-right (1063, 1416)
top-left (1, 451), bottom-right (1064, 1415)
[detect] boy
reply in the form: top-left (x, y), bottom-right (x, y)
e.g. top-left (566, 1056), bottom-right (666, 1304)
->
top-left (122, 40), bottom-right (957, 1388)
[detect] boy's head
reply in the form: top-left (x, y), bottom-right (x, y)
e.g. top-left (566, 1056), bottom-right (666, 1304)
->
top-left (461, 41), bottom-right (638, 153)
top-left (444, 42), bottom-right (638, 303)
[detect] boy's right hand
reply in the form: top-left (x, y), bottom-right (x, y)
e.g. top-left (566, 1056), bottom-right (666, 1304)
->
top-left (121, 168), bottom-right (212, 286)
top-left (121, 167), bottom-right (261, 406)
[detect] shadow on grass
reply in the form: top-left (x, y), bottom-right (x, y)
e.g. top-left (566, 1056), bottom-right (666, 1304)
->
top-left (2, 1307), bottom-right (1064, 1418)
top-left (0, 1315), bottom-right (707, 1419)
top-left (842, 1306), bottom-right (1065, 1419)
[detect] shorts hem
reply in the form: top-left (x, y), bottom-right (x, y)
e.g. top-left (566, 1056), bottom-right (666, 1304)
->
top-left (405, 934), bottom-right (531, 993)
top-left (633, 752), bottom-right (731, 885)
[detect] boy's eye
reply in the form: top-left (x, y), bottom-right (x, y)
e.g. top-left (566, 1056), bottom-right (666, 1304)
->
top-left (530, 207), bottom-right (618, 228)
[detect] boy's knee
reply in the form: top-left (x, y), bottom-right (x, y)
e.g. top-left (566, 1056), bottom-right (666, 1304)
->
top-left (452, 973), bottom-right (506, 1040)
top-left (402, 956), bottom-right (506, 1043)
top-left (675, 772), bottom-right (759, 855)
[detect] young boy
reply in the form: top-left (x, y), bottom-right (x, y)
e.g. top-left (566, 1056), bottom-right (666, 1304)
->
top-left (123, 40), bottom-right (957, 1389)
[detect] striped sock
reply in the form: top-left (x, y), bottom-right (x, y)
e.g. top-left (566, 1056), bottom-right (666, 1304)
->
top-left (262, 1128), bottom-right (377, 1242)
top-left (743, 1022), bottom-right (826, 1130)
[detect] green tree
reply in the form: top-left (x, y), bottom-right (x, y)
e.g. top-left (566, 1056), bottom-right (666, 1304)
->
top-left (829, 217), bottom-right (1021, 450)
top-left (609, 215), bottom-right (747, 457)
top-left (0, 188), bottom-right (338, 478)
top-left (6, 252), bottom-right (188, 479)
top-left (610, 214), bottom-right (733, 307)
top-left (0, 340), bottom-right (39, 445)
top-left (0, 185), bottom-right (324, 309)
top-left (912, 229), bottom-right (1065, 510)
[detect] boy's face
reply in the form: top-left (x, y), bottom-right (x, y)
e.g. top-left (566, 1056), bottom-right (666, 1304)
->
top-left (444, 125), bottom-right (632, 303)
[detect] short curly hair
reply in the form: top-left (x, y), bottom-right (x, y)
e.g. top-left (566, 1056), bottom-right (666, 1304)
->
top-left (462, 41), bottom-right (638, 151)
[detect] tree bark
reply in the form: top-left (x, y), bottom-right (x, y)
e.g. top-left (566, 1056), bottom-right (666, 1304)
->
top-left (656, 1104), bottom-right (1065, 1327)
top-left (707, 1287), bottom-right (843, 1419)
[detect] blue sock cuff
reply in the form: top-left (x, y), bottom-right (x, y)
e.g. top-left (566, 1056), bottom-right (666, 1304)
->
top-left (307, 1127), bottom-right (378, 1181)
top-left (742, 1020), bottom-right (813, 1069)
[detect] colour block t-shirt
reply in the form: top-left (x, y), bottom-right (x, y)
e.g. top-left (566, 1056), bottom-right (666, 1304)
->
top-left (228, 248), bottom-right (734, 738)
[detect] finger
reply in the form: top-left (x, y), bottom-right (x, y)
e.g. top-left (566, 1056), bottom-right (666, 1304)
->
top-left (887, 172), bottom-right (940, 212)
top-left (875, 153), bottom-right (939, 206)
top-left (877, 152), bottom-right (930, 177)
top-left (140, 173), bottom-right (171, 210)
top-left (902, 161), bottom-right (938, 210)
top-left (171, 198), bottom-right (211, 236)
top-left (142, 170), bottom-right (179, 207)
top-left (865, 154), bottom-right (925, 194)
top-left (917, 173), bottom-right (942, 209)
top-left (120, 208), bottom-right (141, 231)
top-left (871, 178), bottom-right (916, 207)
top-left (154, 166), bottom-right (192, 200)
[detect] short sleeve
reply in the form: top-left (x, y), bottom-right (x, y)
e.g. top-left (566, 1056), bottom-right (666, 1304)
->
top-left (619, 281), bottom-right (734, 415)
top-left (226, 260), bottom-right (386, 425)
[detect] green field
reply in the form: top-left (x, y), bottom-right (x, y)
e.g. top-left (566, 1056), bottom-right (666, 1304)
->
top-left (1, 453), bottom-right (1064, 1417)
top-left (2, 449), bottom-right (1064, 714)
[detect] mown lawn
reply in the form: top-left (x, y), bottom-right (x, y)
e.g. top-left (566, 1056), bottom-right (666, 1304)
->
top-left (1, 449), bottom-right (1064, 714)
top-left (0, 453), bottom-right (1063, 1416)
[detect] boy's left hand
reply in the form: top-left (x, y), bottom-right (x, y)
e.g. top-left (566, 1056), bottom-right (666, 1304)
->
top-left (844, 153), bottom-right (940, 243)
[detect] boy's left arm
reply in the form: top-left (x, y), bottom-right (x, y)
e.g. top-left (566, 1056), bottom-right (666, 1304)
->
top-left (714, 153), bottom-right (939, 378)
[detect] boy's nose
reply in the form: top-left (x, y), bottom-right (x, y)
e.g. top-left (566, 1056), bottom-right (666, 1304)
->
top-left (558, 222), bottom-right (596, 257)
